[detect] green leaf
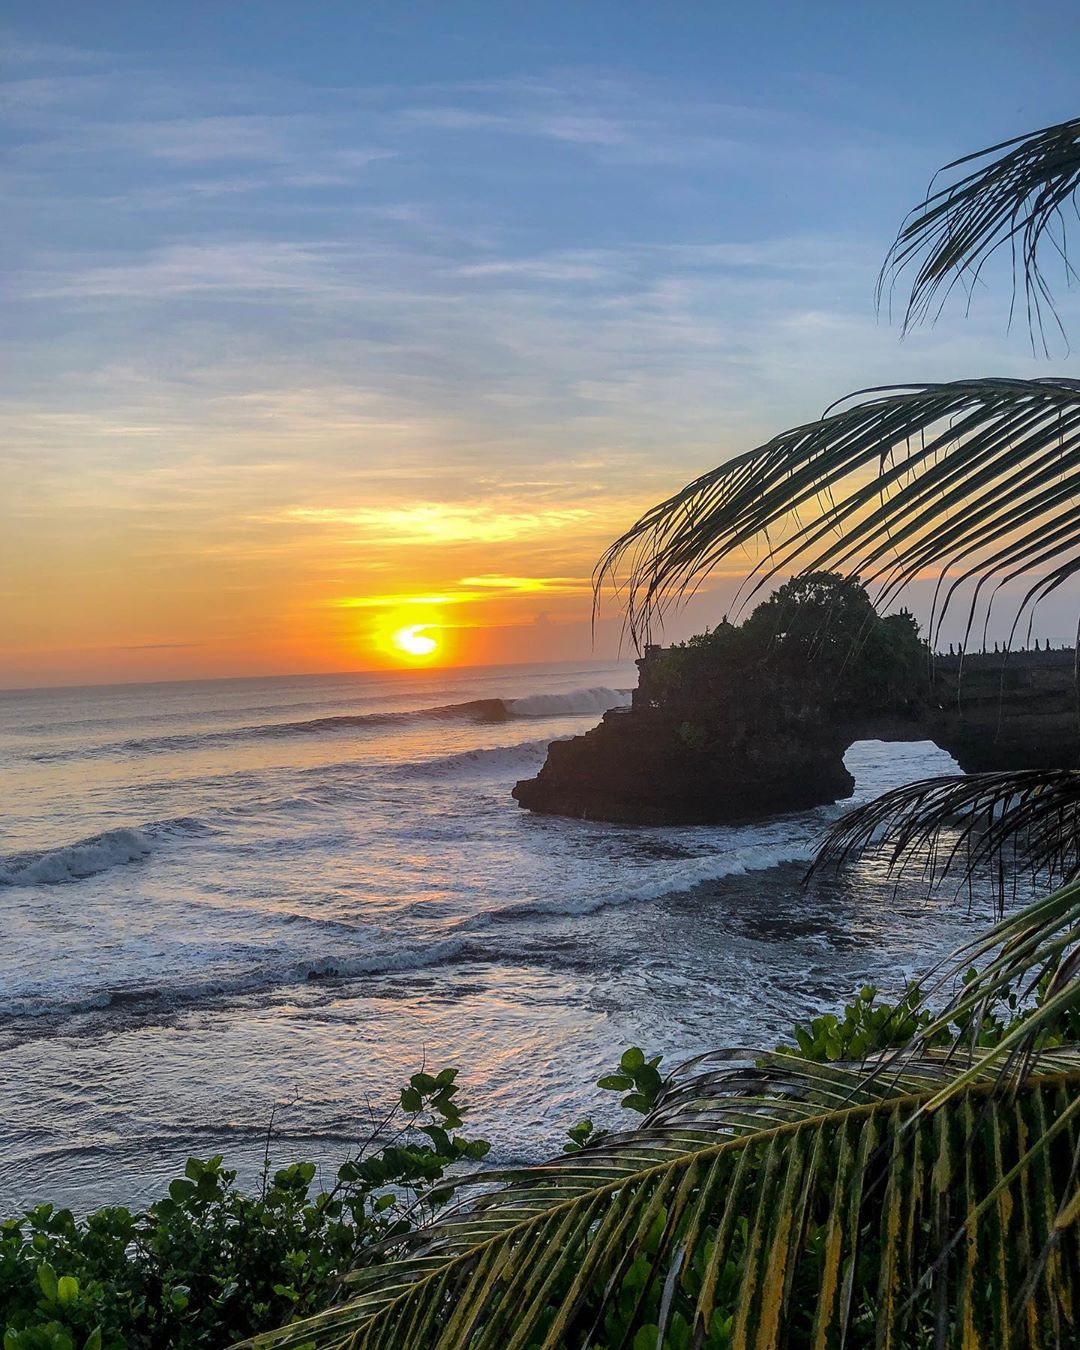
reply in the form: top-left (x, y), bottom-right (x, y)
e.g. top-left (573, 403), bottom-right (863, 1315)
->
top-left (620, 1092), bottom-right (652, 1113)
top-left (36, 1263), bottom-right (58, 1302)
top-left (598, 1073), bottom-right (631, 1091)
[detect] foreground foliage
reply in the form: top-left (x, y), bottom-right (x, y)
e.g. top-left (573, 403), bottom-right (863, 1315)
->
top-left (0, 1069), bottom-right (489, 1350)
top-left (243, 979), bottom-right (1080, 1349)
top-left (1, 984), bottom-right (1001, 1350)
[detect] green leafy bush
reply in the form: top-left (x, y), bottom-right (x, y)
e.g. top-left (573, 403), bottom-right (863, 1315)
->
top-left (6, 979), bottom-right (1071, 1349)
top-left (0, 1068), bottom-right (488, 1350)
top-left (774, 981), bottom-right (938, 1061)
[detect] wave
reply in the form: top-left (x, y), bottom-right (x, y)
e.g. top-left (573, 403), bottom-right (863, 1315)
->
top-left (25, 687), bottom-right (631, 763)
top-left (0, 817), bottom-right (208, 888)
top-left (463, 838), bottom-right (816, 924)
top-left (0, 937), bottom-right (476, 1022)
top-left (505, 687), bottom-right (630, 718)
top-left (0, 837), bottom-right (815, 1023)
top-left (390, 736), bottom-right (566, 781)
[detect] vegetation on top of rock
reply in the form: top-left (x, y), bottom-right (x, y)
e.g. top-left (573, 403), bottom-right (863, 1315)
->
top-left (643, 572), bottom-right (926, 720)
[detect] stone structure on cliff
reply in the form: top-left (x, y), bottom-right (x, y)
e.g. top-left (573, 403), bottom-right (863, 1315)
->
top-left (513, 578), bottom-right (1080, 825)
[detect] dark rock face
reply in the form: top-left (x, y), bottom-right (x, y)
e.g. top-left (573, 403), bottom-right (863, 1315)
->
top-left (926, 652), bottom-right (1080, 772)
top-left (512, 706), bottom-right (855, 825)
top-left (514, 648), bottom-right (1080, 826)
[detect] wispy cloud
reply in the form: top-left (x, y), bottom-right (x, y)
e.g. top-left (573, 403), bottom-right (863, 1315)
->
top-left (287, 504), bottom-right (596, 546)
top-left (24, 240), bottom-right (347, 299)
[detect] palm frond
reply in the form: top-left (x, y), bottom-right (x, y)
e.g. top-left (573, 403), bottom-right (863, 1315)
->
top-left (594, 377), bottom-right (1080, 648)
top-left (915, 877), bottom-right (1080, 1088)
top-left (879, 117), bottom-right (1080, 350)
top-left (813, 768), bottom-right (1080, 905)
top-left (244, 1049), bottom-right (1080, 1349)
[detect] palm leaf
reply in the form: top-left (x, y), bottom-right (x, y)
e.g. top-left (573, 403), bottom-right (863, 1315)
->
top-left (593, 377), bottom-right (1080, 648)
top-left (813, 768), bottom-right (1080, 905)
top-left (879, 117), bottom-right (1080, 349)
top-left (242, 1049), bottom-right (1080, 1349)
top-left (912, 877), bottom-right (1080, 1088)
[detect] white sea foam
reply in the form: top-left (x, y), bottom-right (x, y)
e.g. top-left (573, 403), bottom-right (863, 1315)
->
top-left (397, 737), bottom-right (563, 779)
top-left (1, 938), bottom-right (475, 1021)
top-left (464, 836), bottom-right (817, 924)
top-left (0, 817), bottom-right (206, 887)
top-left (506, 687), bottom-right (630, 718)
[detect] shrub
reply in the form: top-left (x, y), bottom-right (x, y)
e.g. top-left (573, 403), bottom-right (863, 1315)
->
top-left (0, 1068), bottom-right (488, 1350)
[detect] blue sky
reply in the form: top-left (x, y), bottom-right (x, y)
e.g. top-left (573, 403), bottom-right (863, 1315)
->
top-left (4, 2), bottom-right (1080, 684)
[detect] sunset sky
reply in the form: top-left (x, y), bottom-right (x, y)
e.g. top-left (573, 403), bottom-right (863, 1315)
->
top-left (4, 1), bottom-right (1080, 687)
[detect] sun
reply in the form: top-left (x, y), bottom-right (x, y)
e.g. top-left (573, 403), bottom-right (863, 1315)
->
top-left (392, 624), bottom-right (439, 660)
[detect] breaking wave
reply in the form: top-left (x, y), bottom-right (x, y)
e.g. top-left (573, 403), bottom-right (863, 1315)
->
top-left (461, 837), bottom-right (817, 924)
top-left (25, 687), bottom-right (631, 763)
top-left (390, 737), bottom-right (564, 780)
top-left (0, 818), bottom-right (207, 887)
top-left (1, 937), bottom-right (477, 1022)
top-left (505, 687), bottom-right (630, 718)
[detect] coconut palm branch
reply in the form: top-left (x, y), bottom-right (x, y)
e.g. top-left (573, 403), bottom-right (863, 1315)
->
top-left (914, 876), bottom-right (1080, 1078)
top-left (879, 117), bottom-right (1080, 349)
top-left (813, 768), bottom-right (1080, 904)
top-left (244, 1045), bottom-right (1080, 1350)
top-left (594, 377), bottom-right (1080, 648)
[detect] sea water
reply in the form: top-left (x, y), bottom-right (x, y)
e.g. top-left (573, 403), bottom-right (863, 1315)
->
top-left (0, 661), bottom-right (990, 1212)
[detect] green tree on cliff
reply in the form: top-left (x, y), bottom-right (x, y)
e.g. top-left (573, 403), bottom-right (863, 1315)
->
top-left (250, 121), bottom-right (1080, 1349)
top-left (650, 571), bottom-right (926, 716)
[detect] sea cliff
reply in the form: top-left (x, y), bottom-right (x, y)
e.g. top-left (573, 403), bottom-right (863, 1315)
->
top-left (513, 576), bottom-right (1080, 826)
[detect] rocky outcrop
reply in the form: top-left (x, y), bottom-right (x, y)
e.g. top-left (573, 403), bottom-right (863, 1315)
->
top-left (926, 651), bottom-right (1080, 771)
top-left (514, 647), bottom-right (1080, 826)
top-left (512, 705), bottom-right (855, 824)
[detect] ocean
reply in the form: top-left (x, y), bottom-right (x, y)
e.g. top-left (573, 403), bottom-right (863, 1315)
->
top-left (0, 660), bottom-right (994, 1214)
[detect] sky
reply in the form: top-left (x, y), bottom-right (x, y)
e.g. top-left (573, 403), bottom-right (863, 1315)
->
top-left (4, 1), bottom-right (1080, 688)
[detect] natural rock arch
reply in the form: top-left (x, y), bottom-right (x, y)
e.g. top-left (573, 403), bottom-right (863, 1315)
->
top-left (513, 648), bottom-right (1080, 826)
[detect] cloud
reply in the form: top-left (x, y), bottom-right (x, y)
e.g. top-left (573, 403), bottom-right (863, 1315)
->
top-left (24, 240), bottom-right (349, 300)
top-left (10, 37), bottom-right (1077, 681)
top-left (332, 592), bottom-right (466, 609)
top-left (117, 640), bottom-right (206, 650)
top-left (458, 575), bottom-right (590, 592)
top-left (330, 575), bottom-right (591, 613)
top-left (1, 38), bottom-right (104, 66)
top-left (400, 104), bottom-right (628, 147)
top-left (286, 504), bottom-right (595, 546)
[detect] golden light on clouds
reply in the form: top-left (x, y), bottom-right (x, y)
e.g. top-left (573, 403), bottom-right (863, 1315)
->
top-left (287, 504), bottom-right (594, 545)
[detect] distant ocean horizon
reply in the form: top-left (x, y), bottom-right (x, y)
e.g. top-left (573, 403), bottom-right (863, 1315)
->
top-left (0, 655), bottom-right (629, 697)
top-left (1, 660), bottom-right (996, 1214)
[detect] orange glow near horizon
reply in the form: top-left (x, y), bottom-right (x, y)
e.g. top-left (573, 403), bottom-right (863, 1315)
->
top-left (0, 480), bottom-right (708, 686)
